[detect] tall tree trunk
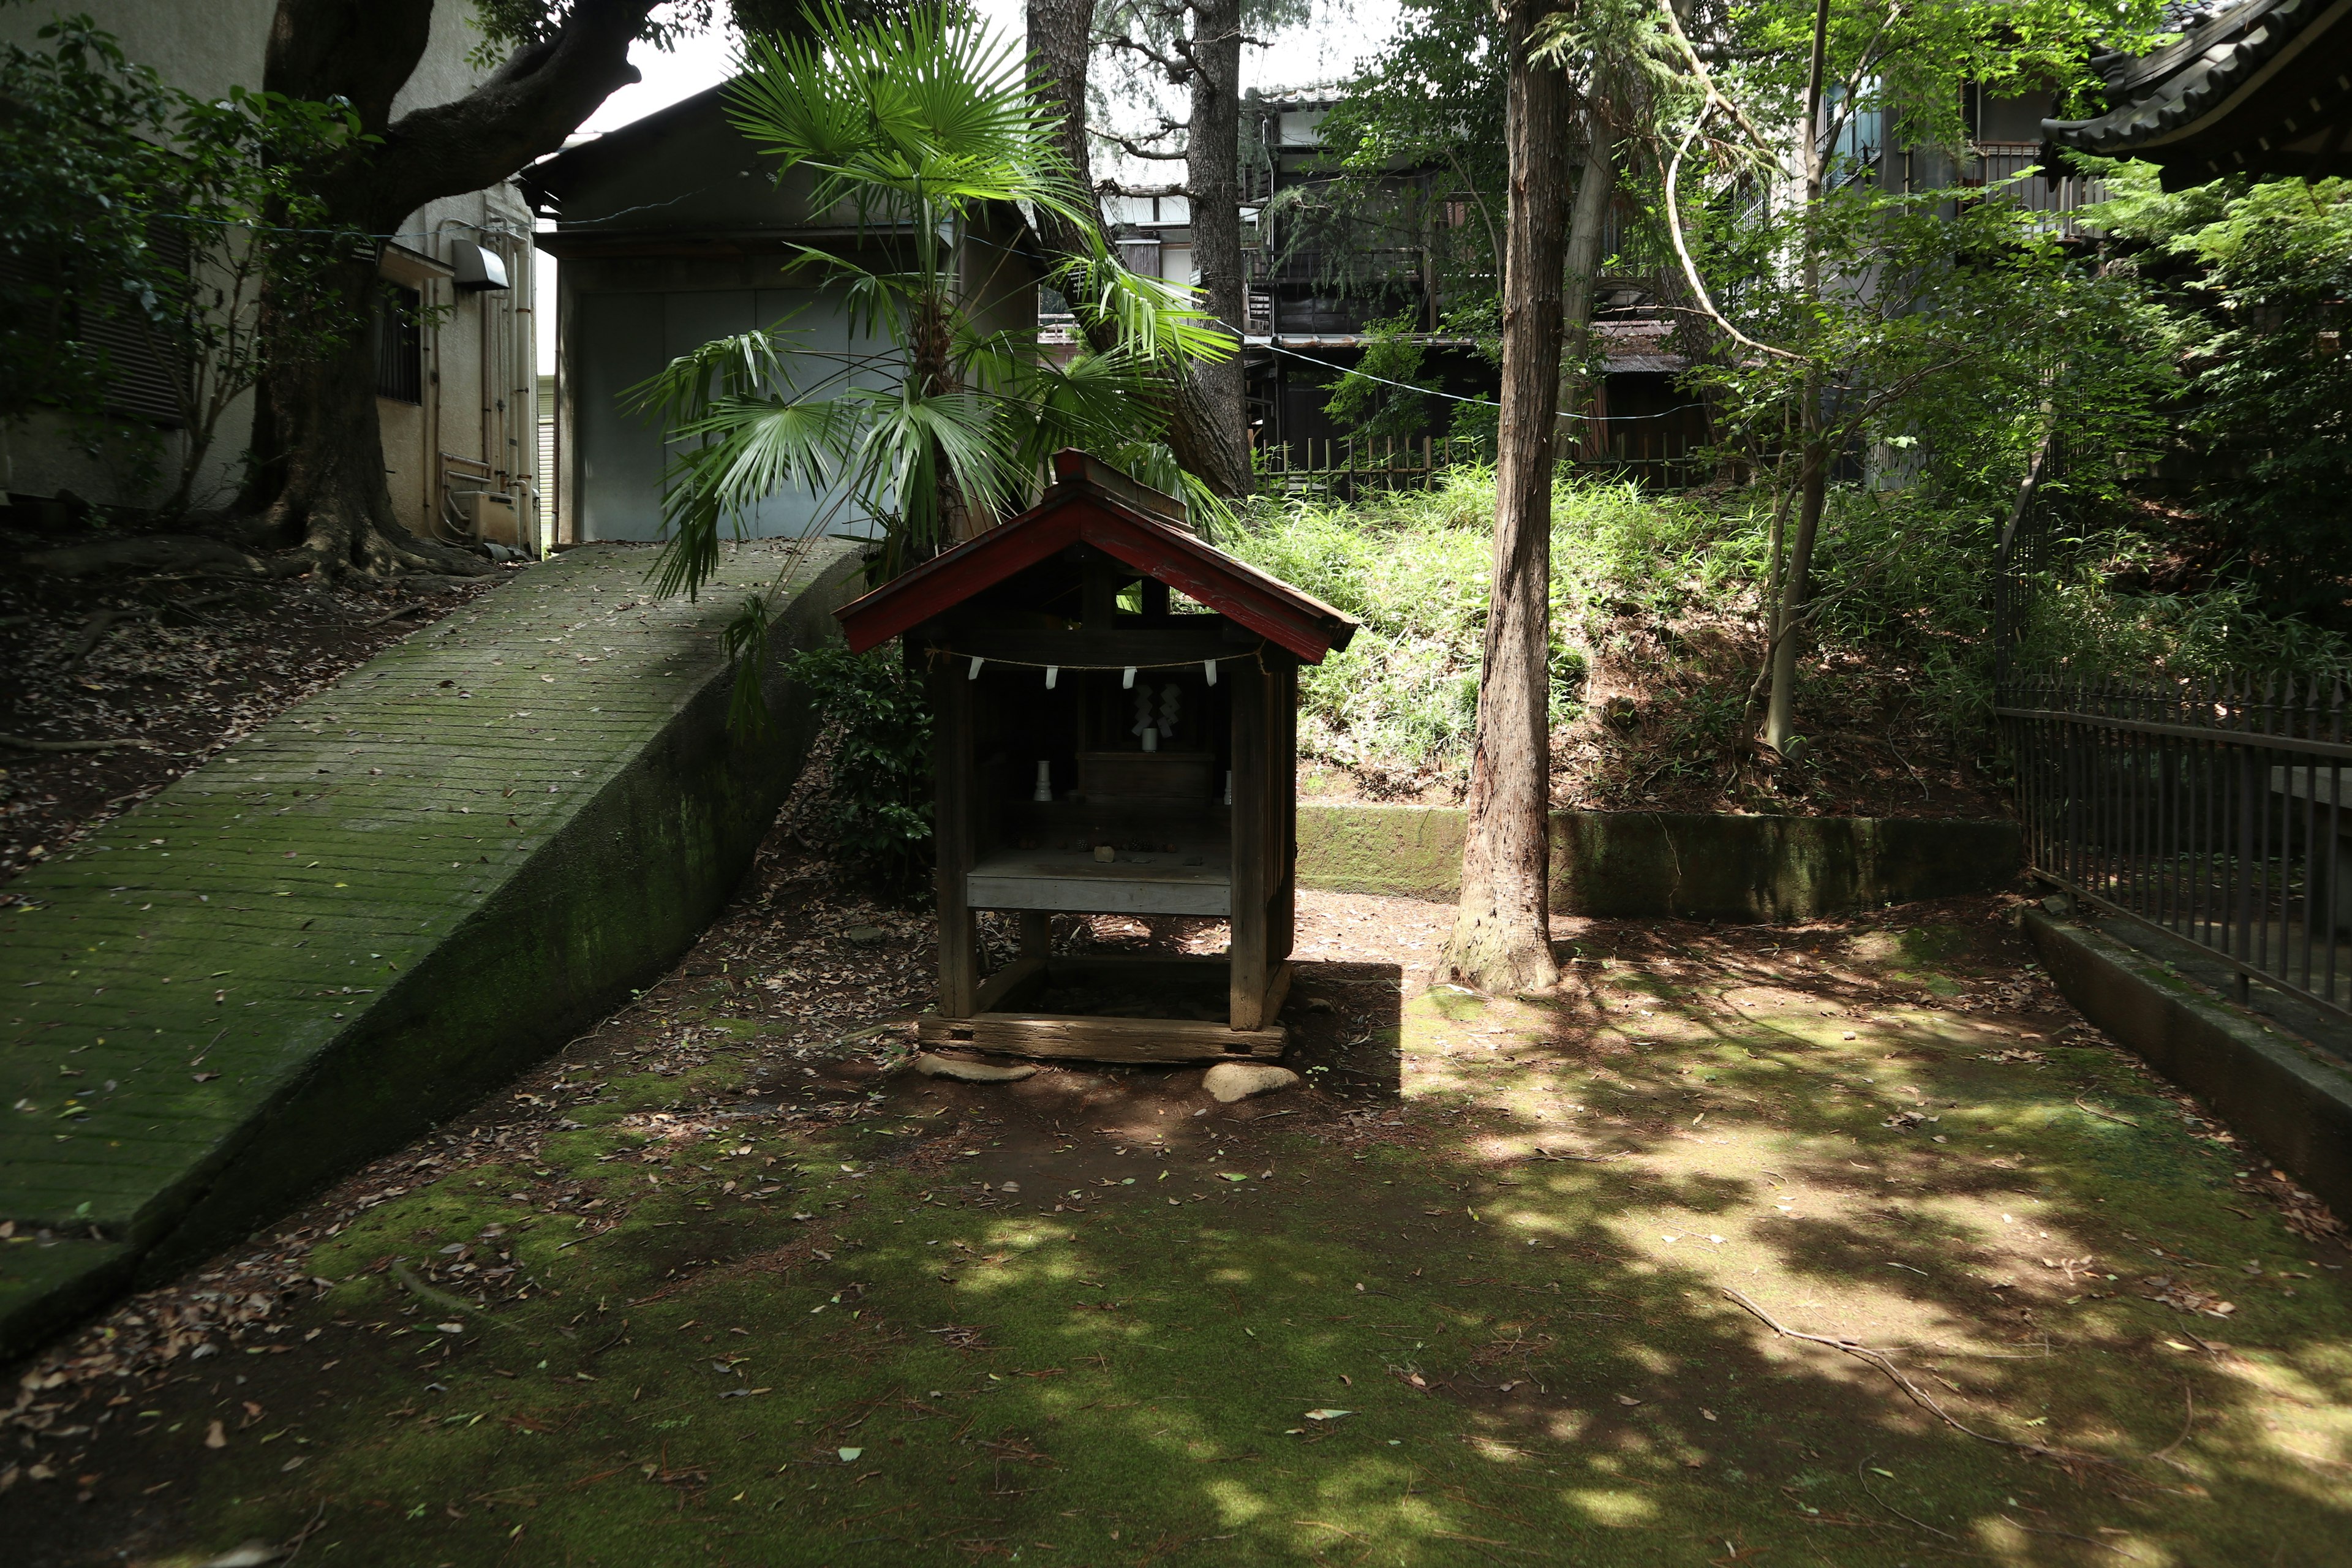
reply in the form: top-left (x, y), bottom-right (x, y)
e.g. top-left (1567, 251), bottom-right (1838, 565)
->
top-left (1558, 113), bottom-right (1615, 459)
top-left (1442, 0), bottom-right (1570, 995)
top-left (1762, 0), bottom-right (1832, 758)
top-left (243, 0), bottom-right (657, 578)
top-left (1025, 0), bottom-right (1251, 499)
top-left (1183, 0), bottom-right (1248, 486)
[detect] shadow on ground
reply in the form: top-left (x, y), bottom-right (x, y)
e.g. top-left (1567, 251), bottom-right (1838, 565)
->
top-left (7, 865), bottom-right (2350, 1567)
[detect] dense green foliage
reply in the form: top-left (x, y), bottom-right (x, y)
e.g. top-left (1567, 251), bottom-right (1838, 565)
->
top-left (1226, 462), bottom-right (2352, 786)
top-left (786, 645), bottom-right (935, 888)
top-left (1317, 311), bottom-right (1446, 444)
top-left (2086, 165), bottom-right (2352, 629)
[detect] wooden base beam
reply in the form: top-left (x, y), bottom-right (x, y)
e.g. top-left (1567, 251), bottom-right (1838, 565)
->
top-left (918, 1010), bottom-right (1286, 1063)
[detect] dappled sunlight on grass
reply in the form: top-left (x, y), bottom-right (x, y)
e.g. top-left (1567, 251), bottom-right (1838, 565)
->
top-left (14, 897), bottom-right (2350, 1566)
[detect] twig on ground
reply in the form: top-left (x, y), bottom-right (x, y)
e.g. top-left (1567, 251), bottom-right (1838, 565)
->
top-left (388, 1259), bottom-right (516, 1334)
top-left (1530, 1147), bottom-right (1627, 1163)
top-left (65, 608), bottom-right (127, 671)
top-left (1722, 1289), bottom-right (2124, 1470)
top-left (2150, 1384), bottom-right (2198, 1470)
top-left (2000, 1515), bottom-right (2141, 1559)
top-left (363, 603), bottom-right (434, 628)
top-left (280, 1499), bottom-right (330, 1565)
top-left (2074, 1097), bottom-right (2140, 1128)
top-left (1855, 1454), bottom-right (1956, 1540)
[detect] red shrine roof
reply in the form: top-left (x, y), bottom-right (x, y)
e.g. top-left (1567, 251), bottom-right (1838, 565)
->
top-left (834, 451), bottom-right (1360, 663)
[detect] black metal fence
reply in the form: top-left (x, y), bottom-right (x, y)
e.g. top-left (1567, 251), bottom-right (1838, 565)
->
top-left (1997, 675), bottom-right (2352, 1021)
top-left (1992, 426), bottom-right (2352, 1022)
top-left (1256, 435), bottom-right (1709, 500)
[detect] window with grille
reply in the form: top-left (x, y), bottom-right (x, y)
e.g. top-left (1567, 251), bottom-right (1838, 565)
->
top-left (374, 284), bottom-right (423, 404)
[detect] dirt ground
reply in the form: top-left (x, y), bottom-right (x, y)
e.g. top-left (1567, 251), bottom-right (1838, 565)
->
top-left (0, 528), bottom-right (510, 899)
top-left (6, 829), bottom-right (2349, 1566)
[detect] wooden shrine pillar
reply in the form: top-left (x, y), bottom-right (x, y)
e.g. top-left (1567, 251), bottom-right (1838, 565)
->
top-left (1229, 662), bottom-right (1268, 1030)
top-left (1227, 658), bottom-right (1297, 1033)
top-left (931, 660), bottom-right (978, 1018)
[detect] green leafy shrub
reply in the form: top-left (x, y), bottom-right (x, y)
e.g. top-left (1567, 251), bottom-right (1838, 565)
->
top-left (788, 646), bottom-right (933, 888)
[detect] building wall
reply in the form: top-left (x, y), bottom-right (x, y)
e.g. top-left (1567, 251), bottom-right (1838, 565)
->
top-left (0, 1), bottom-right (535, 542)
top-left (559, 257), bottom-right (883, 543)
top-left (538, 89), bottom-right (1039, 545)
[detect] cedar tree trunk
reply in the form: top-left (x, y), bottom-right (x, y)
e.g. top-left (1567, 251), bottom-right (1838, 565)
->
top-left (1183, 0), bottom-right (1249, 486)
top-left (1024, 0), bottom-right (1251, 499)
top-left (244, 0), bottom-right (657, 577)
top-left (1442, 0), bottom-right (1570, 994)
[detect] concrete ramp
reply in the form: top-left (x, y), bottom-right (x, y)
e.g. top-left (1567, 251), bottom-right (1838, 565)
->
top-left (0, 540), bottom-right (859, 1360)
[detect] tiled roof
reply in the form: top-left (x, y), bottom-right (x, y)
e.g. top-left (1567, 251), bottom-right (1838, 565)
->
top-left (2042, 0), bottom-right (2351, 180)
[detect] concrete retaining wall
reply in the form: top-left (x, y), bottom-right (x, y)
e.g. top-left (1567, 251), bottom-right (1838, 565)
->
top-left (2026, 911), bottom-right (2352, 1222)
top-left (1296, 804), bottom-right (2022, 920)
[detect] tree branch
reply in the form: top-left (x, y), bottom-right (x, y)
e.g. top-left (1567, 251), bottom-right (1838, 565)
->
top-left (320, 0), bottom-right (660, 223)
top-left (1099, 33), bottom-right (1194, 82)
top-left (1093, 126), bottom-right (1191, 160)
top-left (1663, 126), bottom-right (1801, 361)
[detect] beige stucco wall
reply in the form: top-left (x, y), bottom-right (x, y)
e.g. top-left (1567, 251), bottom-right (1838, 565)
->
top-left (0, 1), bottom-right (537, 541)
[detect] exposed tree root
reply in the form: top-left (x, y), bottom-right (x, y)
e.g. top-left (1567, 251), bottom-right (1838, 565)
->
top-left (26, 536), bottom-right (266, 578)
top-left (0, 733), bottom-right (159, 754)
top-left (254, 496), bottom-right (492, 582)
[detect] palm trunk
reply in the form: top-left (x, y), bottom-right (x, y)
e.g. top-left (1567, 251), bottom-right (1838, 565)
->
top-left (1442, 0), bottom-right (1570, 995)
top-left (911, 282), bottom-right (974, 548)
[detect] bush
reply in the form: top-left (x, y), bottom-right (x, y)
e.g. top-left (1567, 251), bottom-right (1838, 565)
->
top-left (787, 645), bottom-right (933, 888)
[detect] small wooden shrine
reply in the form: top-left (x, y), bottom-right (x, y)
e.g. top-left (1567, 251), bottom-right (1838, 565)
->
top-left (834, 450), bottom-right (1359, 1061)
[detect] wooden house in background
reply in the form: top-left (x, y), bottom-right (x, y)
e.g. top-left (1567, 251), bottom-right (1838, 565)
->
top-left (836, 452), bottom-right (1359, 1061)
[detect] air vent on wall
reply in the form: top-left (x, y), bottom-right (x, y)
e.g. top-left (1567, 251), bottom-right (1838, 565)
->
top-left (451, 242), bottom-right (510, 292)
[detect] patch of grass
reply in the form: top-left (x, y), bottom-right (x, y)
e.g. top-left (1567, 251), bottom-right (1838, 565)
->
top-left (23, 899), bottom-right (2351, 1567)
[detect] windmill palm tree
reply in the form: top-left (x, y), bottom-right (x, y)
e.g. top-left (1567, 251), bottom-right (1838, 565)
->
top-left (631, 1), bottom-right (1231, 650)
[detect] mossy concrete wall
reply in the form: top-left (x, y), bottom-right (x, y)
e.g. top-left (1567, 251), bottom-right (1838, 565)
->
top-left (0, 542), bottom-right (861, 1362)
top-left (1296, 804), bottom-right (2021, 920)
top-left (2026, 910), bottom-right (2352, 1222)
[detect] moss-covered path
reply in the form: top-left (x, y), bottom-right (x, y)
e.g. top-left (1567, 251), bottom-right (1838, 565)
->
top-left (0, 540), bottom-right (851, 1359)
top-left (10, 878), bottom-right (2351, 1566)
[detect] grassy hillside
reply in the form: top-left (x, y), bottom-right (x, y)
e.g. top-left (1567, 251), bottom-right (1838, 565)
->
top-left (1224, 467), bottom-right (2351, 816)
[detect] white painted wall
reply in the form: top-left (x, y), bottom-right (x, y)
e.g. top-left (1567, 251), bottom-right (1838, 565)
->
top-left (0, 0), bottom-right (535, 542)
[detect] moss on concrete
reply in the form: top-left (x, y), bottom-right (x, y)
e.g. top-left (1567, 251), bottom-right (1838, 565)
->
top-left (1297, 805), bottom-right (2022, 919)
top-left (0, 543), bottom-right (862, 1360)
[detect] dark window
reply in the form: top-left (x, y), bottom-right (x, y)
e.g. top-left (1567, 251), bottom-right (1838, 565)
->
top-left (41, 220), bottom-right (193, 428)
top-left (374, 284), bottom-right (422, 404)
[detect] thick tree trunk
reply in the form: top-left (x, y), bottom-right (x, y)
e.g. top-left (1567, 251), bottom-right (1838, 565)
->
top-left (259, 252), bottom-right (477, 574)
top-left (1024, 0), bottom-right (1251, 499)
top-left (243, 0), bottom-right (654, 577)
top-left (1442, 0), bottom-right (1569, 995)
top-left (1183, 0), bottom-right (1249, 486)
